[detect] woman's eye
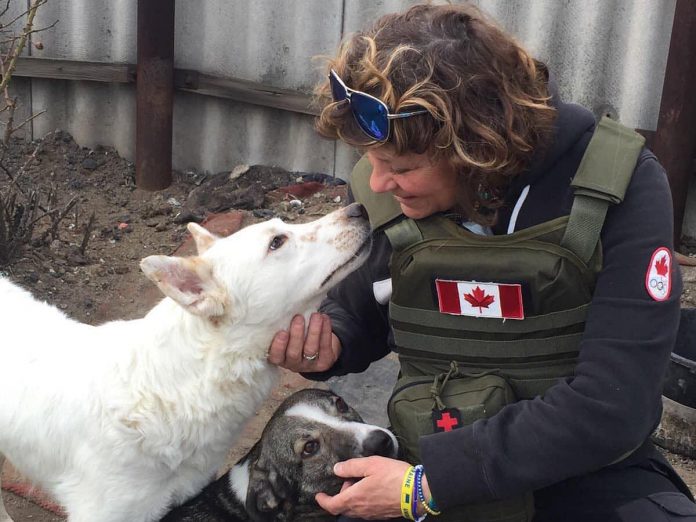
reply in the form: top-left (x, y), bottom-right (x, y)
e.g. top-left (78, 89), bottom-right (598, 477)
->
top-left (269, 235), bottom-right (287, 251)
top-left (302, 440), bottom-right (320, 457)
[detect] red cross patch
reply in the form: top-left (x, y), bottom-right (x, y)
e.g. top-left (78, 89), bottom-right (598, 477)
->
top-left (432, 408), bottom-right (462, 433)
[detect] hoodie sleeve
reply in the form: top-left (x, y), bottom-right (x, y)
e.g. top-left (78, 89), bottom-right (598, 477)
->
top-left (419, 153), bottom-right (682, 508)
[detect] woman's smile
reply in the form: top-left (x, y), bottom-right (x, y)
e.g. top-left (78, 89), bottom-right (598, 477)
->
top-left (366, 148), bottom-right (459, 220)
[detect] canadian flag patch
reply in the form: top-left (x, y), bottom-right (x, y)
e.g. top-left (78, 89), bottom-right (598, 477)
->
top-left (645, 247), bottom-right (672, 302)
top-left (435, 279), bottom-right (524, 320)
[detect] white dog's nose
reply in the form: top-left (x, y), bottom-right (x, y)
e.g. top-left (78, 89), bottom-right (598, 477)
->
top-left (345, 202), bottom-right (369, 220)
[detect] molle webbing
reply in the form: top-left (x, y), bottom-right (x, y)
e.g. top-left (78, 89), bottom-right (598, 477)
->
top-left (385, 214), bottom-right (595, 400)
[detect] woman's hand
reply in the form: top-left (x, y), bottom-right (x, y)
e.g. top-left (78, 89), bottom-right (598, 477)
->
top-left (267, 313), bottom-right (341, 373)
top-left (316, 456), bottom-right (425, 519)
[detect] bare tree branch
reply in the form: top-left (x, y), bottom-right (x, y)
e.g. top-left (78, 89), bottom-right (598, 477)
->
top-left (0, 0), bottom-right (44, 93)
top-left (0, 1), bottom-right (75, 266)
top-left (0, 0), bottom-right (48, 34)
top-left (0, 0), bottom-right (12, 20)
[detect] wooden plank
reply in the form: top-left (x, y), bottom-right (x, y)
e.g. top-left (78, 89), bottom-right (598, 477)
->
top-left (13, 56), bottom-right (135, 83)
top-left (10, 57), bottom-right (317, 115)
top-left (174, 69), bottom-right (318, 116)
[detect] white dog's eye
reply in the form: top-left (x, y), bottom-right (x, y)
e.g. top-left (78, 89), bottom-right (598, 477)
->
top-left (268, 234), bottom-right (288, 251)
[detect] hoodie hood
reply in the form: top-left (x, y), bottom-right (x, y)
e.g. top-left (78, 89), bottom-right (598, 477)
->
top-left (493, 76), bottom-right (598, 234)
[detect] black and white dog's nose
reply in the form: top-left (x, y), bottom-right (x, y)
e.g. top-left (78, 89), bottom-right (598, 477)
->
top-left (362, 430), bottom-right (396, 457)
top-left (345, 202), bottom-right (369, 220)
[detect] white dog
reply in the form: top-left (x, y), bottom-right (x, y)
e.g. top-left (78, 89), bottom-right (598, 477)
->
top-left (0, 203), bottom-right (371, 522)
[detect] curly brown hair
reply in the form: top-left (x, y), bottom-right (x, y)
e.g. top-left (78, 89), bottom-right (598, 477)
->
top-left (315, 2), bottom-right (557, 223)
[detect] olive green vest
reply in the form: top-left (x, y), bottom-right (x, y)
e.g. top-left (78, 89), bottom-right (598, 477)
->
top-left (350, 117), bottom-right (645, 522)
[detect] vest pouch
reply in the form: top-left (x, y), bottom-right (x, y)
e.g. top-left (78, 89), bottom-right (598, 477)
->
top-left (388, 366), bottom-right (514, 463)
top-left (387, 365), bottom-right (534, 522)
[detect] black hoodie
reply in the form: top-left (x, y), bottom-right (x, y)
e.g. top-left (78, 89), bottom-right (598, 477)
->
top-left (311, 100), bottom-right (682, 509)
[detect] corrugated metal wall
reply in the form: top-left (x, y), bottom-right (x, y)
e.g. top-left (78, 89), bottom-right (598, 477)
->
top-left (21, 0), bottom-right (676, 180)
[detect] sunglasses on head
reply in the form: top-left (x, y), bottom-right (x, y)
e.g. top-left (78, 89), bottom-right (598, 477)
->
top-left (329, 69), bottom-right (427, 143)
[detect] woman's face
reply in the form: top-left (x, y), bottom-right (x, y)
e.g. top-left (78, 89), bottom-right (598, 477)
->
top-left (366, 148), bottom-right (459, 219)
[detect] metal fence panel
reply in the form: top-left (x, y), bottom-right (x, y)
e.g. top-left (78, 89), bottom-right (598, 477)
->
top-left (22, 0), bottom-right (676, 180)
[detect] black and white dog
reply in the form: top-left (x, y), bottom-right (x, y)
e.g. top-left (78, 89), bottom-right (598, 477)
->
top-left (162, 388), bottom-right (398, 521)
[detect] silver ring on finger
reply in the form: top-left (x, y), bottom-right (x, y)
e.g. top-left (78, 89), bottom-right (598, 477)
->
top-left (303, 352), bottom-right (319, 361)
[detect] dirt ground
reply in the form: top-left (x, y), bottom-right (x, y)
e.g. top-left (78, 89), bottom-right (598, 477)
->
top-left (1, 131), bottom-right (695, 520)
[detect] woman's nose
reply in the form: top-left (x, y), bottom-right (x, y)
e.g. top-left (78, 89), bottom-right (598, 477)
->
top-left (369, 166), bottom-right (397, 193)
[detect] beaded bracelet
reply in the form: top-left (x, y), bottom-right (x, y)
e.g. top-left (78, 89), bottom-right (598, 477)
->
top-left (414, 464), bottom-right (441, 517)
top-left (412, 465), bottom-right (428, 521)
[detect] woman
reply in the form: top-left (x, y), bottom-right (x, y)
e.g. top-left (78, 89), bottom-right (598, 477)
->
top-left (267, 3), bottom-right (695, 521)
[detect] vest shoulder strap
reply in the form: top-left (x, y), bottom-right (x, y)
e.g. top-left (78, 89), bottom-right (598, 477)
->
top-left (560, 116), bottom-right (645, 263)
top-left (349, 155), bottom-right (403, 230)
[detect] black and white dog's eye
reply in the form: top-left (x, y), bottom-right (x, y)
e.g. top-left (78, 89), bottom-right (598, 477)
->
top-left (268, 235), bottom-right (287, 251)
top-left (335, 397), bottom-right (349, 414)
top-left (302, 440), bottom-right (320, 457)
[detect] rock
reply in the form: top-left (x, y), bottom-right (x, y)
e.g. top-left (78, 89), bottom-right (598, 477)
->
top-left (253, 209), bottom-right (275, 219)
top-left (81, 158), bottom-right (98, 170)
top-left (277, 181), bottom-right (325, 199)
top-left (229, 164), bottom-right (250, 181)
top-left (173, 210), bottom-right (204, 224)
top-left (186, 183), bottom-right (265, 213)
top-left (654, 397), bottom-right (696, 459)
top-left (682, 266), bottom-right (696, 285)
top-left (66, 251), bottom-right (90, 266)
top-left (141, 204), bottom-right (173, 219)
top-left (300, 172), bottom-right (346, 186)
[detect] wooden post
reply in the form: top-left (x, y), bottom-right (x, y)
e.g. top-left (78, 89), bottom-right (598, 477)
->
top-left (136, 0), bottom-right (175, 191)
top-left (653, 0), bottom-right (696, 246)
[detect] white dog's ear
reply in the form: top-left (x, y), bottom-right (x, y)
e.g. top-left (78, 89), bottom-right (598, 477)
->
top-left (187, 222), bottom-right (218, 255)
top-left (140, 255), bottom-right (226, 317)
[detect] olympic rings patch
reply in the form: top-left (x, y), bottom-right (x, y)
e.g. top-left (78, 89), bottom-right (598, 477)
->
top-left (645, 247), bottom-right (672, 302)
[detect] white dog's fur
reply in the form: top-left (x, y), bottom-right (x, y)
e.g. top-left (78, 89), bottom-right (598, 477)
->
top-left (0, 204), bottom-right (370, 522)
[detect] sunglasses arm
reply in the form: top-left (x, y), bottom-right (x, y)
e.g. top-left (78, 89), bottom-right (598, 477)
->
top-left (387, 110), bottom-right (428, 119)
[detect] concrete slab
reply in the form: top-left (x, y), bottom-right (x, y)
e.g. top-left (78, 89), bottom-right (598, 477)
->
top-left (328, 353), bottom-right (399, 428)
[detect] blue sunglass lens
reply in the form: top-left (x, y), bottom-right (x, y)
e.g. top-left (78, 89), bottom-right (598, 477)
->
top-left (350, 92), bottom-right (389, 141)
top-left (329, 73), bottom-right (347, 102)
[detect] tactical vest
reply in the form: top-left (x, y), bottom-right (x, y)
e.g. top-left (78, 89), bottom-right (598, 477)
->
top-left (350, 117), bottom-right (645, 522)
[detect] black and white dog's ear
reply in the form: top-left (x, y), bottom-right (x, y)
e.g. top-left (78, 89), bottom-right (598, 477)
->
top-left (246, 462), bottom-right (294, 522)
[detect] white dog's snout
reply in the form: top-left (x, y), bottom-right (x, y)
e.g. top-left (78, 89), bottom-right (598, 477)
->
top-left (344, 202), bottom-right (369, 221)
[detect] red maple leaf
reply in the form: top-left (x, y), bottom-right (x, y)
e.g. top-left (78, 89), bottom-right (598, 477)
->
top-left (655, 256), bottom-right (669, 277)
top-left (463, 286), bottom-right (496, 312)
